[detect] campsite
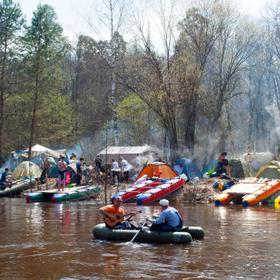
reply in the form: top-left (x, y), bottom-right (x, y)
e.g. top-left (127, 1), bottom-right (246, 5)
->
top-left (1, 0), bottom-right (280, 279)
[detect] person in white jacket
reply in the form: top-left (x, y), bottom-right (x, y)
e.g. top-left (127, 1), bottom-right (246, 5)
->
top-left (120, 156), bottom-right (129, 182)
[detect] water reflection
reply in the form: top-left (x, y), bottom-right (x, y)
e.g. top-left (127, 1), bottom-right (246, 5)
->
top-left (0, 198), bottom-right (280, 279)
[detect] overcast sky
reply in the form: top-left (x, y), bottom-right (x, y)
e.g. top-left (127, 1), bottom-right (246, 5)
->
top-left (18, 0), bottom-right (268, 43)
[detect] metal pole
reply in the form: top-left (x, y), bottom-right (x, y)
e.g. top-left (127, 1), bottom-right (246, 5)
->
top-left (104, 125), bottom-right (108, 204)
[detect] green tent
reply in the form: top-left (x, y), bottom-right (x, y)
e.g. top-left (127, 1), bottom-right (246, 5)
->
top-left (229, 158), bottom-right (255, 179)
top-left (12, 161), bottom-right (42, 179)
top-left (256, 161), bottom-right (280, 179)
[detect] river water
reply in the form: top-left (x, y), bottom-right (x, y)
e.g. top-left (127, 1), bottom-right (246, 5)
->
top-left (0, 198), bottom-right (279, 280)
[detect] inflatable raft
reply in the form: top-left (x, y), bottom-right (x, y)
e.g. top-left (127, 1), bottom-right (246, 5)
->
top-left (26, 185), bottom-right (100, 203)
top-left (242, 180), bottom-right (280, 207)
top-left (51, 185), bottom-right (100, 203)
top-left (0, 178), bottom-right (35, 197)
top-left (111, 178), bottom-right (164, 202)
top-left (136, 175), bottom-right (186, 205)
top-left (92, 223), bottom-right (204, 244)
top-left (214, 178), bottom-right (280, 206)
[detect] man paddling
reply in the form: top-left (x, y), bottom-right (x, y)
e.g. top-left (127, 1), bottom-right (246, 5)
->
top-left (150, 199), bottom-right (183, 232)
top-left (99, 196), bottom-right (136, 229)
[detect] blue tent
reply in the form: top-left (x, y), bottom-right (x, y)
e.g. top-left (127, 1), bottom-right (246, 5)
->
top-left (173, 158), bottom-right (202, 180)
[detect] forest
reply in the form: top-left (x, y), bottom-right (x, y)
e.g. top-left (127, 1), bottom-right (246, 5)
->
top-left (1, 0), bottom-right (280, 166)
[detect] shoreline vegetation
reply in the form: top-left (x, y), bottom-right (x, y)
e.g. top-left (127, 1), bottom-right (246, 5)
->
top-left (1, 1), bottom-right (280, 168)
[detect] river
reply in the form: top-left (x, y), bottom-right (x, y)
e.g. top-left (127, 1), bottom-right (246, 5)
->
top-left (0, 198), bottom-right (279, 280)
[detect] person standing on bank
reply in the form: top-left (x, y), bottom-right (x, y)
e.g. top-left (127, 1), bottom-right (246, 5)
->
top-left (150, 199), bottom-right (183, 232)
top-left (76, 157), bottom-right (85, 185)
top-left (120, 156), bottom-right (129, 183)
top-left (111, 159), bottom-right (120, 184)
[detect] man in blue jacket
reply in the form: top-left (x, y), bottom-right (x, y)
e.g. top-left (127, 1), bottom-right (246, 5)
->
top-left (150, 199), bottom-right (183, 232)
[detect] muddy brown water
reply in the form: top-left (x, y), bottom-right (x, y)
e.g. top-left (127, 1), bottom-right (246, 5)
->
top-left (0, 198), bottom-right (280, 280)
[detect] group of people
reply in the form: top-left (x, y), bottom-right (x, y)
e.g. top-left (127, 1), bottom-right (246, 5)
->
top-left (99, 196), bottom-right (183, 232)
top-left (38, 153), bottom-right (132, 191)
top-left (111, 156), bottom-right (130, 184)
top-left (94, 155), bottom-right (130, 184)
top-left (40, 154), bottom-right (87, 192)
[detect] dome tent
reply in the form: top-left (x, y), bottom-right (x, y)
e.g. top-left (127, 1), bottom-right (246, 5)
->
top-left (229, 158), bottom-right (255, 179)
top-left (173, 158), bottom-right (202, 180)
top-left (136, 162), bottom-right (177, 180)
top-left (12, 161), bottom-right (42, 179)
top-left (256, 161), bottom-right (280, 179)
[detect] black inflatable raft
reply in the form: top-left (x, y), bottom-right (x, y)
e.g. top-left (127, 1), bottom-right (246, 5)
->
top-left (92, 223), bottom-right (204, 244)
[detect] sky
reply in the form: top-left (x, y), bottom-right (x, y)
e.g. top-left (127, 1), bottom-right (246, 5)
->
top-left (18, 0), bottom-right (269, 43)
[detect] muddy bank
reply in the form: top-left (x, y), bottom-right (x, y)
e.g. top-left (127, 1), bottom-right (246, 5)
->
top-left (182, 179), bottom-right (217, 204)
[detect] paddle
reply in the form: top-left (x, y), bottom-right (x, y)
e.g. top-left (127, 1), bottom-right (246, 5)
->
top-left (130, 221), bottom-right (148, 243)
top-left (129, 215), bottom-right (153, 243)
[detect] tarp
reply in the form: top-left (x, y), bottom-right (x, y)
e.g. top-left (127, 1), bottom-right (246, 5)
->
top-left (12, 161), bottom-right (42, 179)
top-left (256, 161), bottom-right (280, 179)
top-left (229, 158), bottom-right (256, 179)
top-left (173, 158), bottom-right (202, 180)
top-left (136, 162), bottom-right (177, 179)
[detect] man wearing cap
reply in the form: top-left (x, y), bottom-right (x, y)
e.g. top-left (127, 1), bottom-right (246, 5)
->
top-left (150, 199), bottom-right (183, 232)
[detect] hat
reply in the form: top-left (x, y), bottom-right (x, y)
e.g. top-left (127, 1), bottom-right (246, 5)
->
top-left (112, 196), bottom-right (123, 203)
top-left (159, 199), bottom-right (169, 206)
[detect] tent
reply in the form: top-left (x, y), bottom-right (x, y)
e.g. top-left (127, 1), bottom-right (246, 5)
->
top-left (20, 144), bottom-right (62, 159)
top-left (229, 158), bottom-right (256, 179)
top-left (136, 162), bottom-right (177, 179)
top-left (202, 160), bottom-right (218, 175)
top-left (173, 158), bottom-right (202, 180)
top-left (244, 152), bottom-right (274, 171)
top-left (256, 161), bottom-right (280, 179)
top-left (12, 161), bottom-right (42, 179)
top-left (98, 145), bottom-right (161, 164)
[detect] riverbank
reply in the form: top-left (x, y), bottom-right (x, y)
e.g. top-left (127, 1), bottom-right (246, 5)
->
top-left (20, 178), bottom-right (218, 205)
top-left (96, 179), bottom-right (217, 205)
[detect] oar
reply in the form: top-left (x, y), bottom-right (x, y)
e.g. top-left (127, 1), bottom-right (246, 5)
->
top-left (130, 228), bottom-right (142, 243)
top-left (129, 217), bottom-right (149, 243)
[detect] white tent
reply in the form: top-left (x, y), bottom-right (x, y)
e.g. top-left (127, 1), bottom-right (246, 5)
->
top-left (21, 144), bottom-right (61, 159)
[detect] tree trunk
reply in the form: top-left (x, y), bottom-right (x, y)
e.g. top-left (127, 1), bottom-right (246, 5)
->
top-left (166, 121), bottom-right (178, 164)
top-left (0, 69), bottom-right (4, 165)
top-left (28, 52), bottom-right (41, 160)
top-left (109, 0), bottom-right (119, 145)
top-left (0, 40), bottom-right (7, 165)
top-left (184, 94), bottom-right (198, 154)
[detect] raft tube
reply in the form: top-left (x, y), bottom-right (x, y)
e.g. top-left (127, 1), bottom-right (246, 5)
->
top-left (92, 223), bottom-right (204, 244)
top-left (178, 226), bottom-right (205, 239)
top-left (242, 180), bottom-right (280, 207)
top-left (0, 179), bottom-right (35, 198)
top-left (51, 186), bottom-right (100, 203)
top-left (26, 191), bottom-right (55, 203)
top-left (214, 192), bottom-right (241, 206)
